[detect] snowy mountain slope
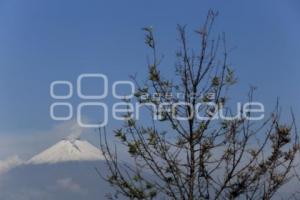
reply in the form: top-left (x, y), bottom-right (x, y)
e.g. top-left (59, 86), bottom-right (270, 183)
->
top-left (28, 139), bottom-right (105, 164)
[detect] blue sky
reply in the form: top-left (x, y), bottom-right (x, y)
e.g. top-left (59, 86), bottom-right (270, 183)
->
top-left (0, 0), bottom-right (299, 158)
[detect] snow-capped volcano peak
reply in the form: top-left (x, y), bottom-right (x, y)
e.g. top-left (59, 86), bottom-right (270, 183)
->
top-left (28, 139), bottom-right (105, 164)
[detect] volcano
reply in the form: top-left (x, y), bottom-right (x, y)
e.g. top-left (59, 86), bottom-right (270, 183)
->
top-left (28, 138), bottom-right (105, 164)
top-left (0, 138), bottom-right (112, 200)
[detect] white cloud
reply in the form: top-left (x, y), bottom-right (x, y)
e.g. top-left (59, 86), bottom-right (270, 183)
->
top-left (54, 119), bottom-right (85, 141)
top-left (56, 178), bottom-right (83, 193)
top-left (0, 155), bottom-right (23, 175)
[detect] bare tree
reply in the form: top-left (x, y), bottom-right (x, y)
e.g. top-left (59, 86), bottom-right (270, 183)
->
top-left (99, 10), bottom-right (299, 200)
